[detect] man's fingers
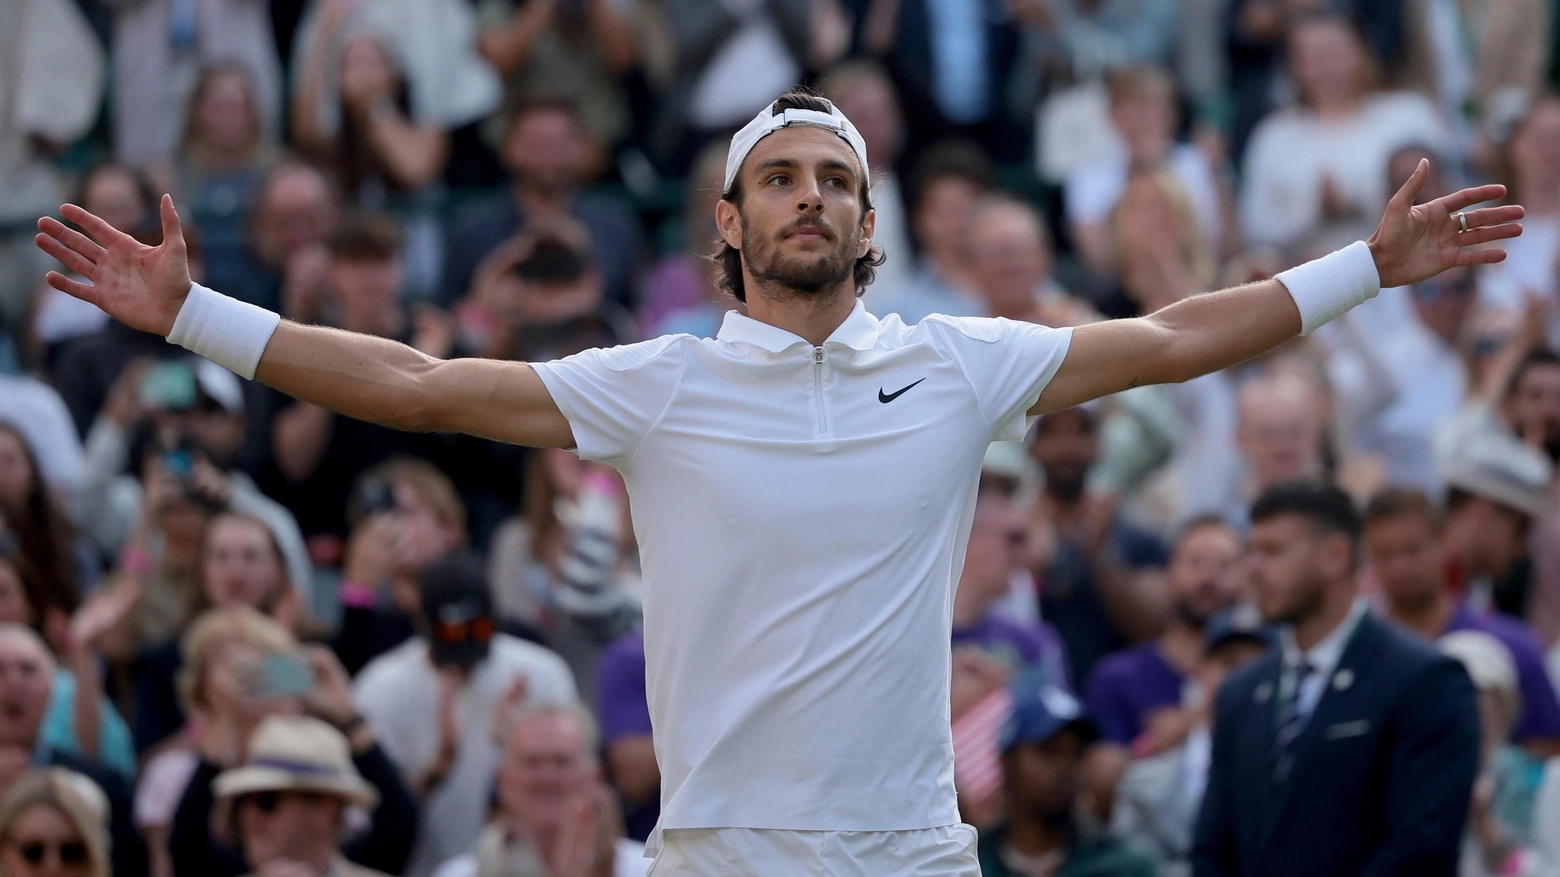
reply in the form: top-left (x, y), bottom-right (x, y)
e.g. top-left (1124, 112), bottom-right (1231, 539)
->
top-left (60, 203), bottom-right (132, 248)
top-left (37, 216), bottom-right (107, 263)
top-left (44, 271), bottom-right (103, 305)
top-left (35, 234), bottom-right (99, 277)
top-left (1457, 224), bottom-right (1523, 247)
top-left (1438, 184), bottom-right (1507, 214)
top-left (1456, 248), bottom-right (1509, 266)
top-left (1388, 158), bottom-right (1428, 210)
top-left (159, 195), bottom-right (187, 256)
top-left (1461, 205), bottom-right (1525, 228)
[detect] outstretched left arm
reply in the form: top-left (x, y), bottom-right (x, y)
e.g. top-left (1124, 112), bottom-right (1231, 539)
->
top-left (1033, 160), bottom-right (1523, 415)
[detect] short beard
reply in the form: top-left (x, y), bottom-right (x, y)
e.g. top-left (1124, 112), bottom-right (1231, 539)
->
top-left (743, 216), bottom-right (858, 298)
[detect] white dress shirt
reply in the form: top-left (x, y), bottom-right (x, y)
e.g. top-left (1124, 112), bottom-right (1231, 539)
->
top-left (1279, 599), bottom-right (1369, 725)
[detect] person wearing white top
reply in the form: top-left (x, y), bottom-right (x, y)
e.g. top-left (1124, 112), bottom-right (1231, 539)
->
top-left (36, 83), bottom-right (1522, 873)
top-left (1239, 15), bottom-right (1451, 253)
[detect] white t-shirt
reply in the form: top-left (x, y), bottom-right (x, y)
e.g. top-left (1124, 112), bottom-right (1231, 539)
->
top-left (1239, 92), bottom-right (1450, 249)
top-left (354, 635), bottom-right (578, 877)
top-left (1065, 143), bottom-right (1223, 246)
top-left (532, 303), bottom-right (1073, 844)
top-left (0, 375), bottom-right (83, 491)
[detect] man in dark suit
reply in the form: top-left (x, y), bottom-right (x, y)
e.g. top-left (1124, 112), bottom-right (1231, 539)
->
top-left (1192, 481), bottom-right (1479, 877)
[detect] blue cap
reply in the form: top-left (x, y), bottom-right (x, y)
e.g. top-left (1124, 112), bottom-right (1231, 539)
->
top-left (1203, 604), bottom-right (1274, 654)
top-left (999, 677), bottom-right (1099, 753)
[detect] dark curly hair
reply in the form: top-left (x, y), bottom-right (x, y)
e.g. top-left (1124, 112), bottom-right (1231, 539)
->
top-left (712, 90), bottom-right (886, 304)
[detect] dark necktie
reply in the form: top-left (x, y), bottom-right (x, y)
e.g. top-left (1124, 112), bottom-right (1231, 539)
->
top-left (1272, 660), bottom-right (1315, 783)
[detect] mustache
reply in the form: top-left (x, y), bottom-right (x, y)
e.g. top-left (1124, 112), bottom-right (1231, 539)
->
top-left (778, 218), bottom-right (836, 241)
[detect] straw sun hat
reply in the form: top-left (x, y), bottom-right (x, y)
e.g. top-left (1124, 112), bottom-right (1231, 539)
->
top-left (213, 715), bottom-right (379, 818)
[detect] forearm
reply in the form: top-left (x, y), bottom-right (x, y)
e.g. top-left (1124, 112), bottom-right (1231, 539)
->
top-left (68, 657), bottom-right (103, 759)
top-left (272, 402), bottom-right (333, 482)
top-left (256, 321), bottom-right (450, 432)
top-left (591, 1), bottom-right (638, 72)
top-left (479, 9), bottom-right (552, 74)
top-left (364, 113), bottom-right (448, 189)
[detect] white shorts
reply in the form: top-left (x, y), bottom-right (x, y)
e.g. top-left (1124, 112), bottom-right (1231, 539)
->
top-left (645, 824), bottom-right (980, 876)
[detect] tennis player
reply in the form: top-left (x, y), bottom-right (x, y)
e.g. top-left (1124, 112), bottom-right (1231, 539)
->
top-left (36, 90), bottom-right (1520, 875)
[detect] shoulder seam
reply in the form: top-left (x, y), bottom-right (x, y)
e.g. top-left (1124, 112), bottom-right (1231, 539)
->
top-left (921, 318), bottom-right (999, 432)
top-left (623, 342), bottom-right (688, 467)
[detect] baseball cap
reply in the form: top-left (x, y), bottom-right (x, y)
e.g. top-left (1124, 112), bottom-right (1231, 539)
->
top-left (419, 554), bottom-right (495, 670)
top-left (725, 97), bottom-right (871, 195)
top-left (1438, 419), bottom-right (1552, 517)
top-left (1000, 674), bottom-right (1099, 753)
top-left (1203, 604), bottom-right (1274, 654)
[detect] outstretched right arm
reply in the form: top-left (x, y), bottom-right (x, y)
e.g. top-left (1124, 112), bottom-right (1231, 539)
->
top-left (36, 197), bottom-right (575, 449)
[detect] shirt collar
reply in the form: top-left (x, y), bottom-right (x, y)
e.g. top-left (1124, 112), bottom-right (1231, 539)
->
top-left (715, 301), bottom-right (880, 353)
top-left (1281, 598), bottom-right (1368, 677)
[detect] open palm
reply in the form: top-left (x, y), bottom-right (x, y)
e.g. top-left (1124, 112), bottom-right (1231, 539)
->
top-left (35, 195), bottom-right (192, 337)
top-left (1367, 159), bottom-right (1524, 289)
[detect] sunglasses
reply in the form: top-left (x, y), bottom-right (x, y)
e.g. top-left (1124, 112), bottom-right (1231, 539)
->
top-left (432, 616), bottom-right (494, 645)
top-left (244, 790), bottom-right (330, 814)
top-left (15, 839), bottom-right (88, 866)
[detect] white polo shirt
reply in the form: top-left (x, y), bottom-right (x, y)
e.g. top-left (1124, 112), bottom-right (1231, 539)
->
top-left (532, 301), bottom-right (1072, 840)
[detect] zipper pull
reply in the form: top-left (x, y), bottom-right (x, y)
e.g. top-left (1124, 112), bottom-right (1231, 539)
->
top-left (813, 346), bottom-right (824, 364)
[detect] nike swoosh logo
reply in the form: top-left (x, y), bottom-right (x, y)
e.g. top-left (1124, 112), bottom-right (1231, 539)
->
top-left (879, 378), bottom-right (926, 403)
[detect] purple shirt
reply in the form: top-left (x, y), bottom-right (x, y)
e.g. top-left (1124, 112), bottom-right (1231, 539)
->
top-left (951, 613), bottom-right (1074, 693)
top-left (1084, 643), bottom-right (1185, 746)
top-left (595, 632), bottom-right (652, 744)
top-left (1445, 602), bottom-right (1560, 744)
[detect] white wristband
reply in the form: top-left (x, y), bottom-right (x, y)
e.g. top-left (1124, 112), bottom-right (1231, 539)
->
top-left (165, 283), bottom-right (281, 380)
top-left (1275, 241), bottom-right (1382, 335)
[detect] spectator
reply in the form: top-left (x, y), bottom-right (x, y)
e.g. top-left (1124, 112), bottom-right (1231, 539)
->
top-left (976, 679), bottom-right (1156, 876)
top-left (130, 511), bottom-right (309, 754)
top-left (107, 0), bottom-right (282, 171)
top-left (1066, 66), bottom-right (1227, 282)
top-left (1238, 13), bottom-right (1449, 254)
top-left (0, 424), bottom-right (85, 612)
top-left (858, 0), bottom-right (1024, 161)
top-left (477, 0), bottom-right (641, 149)
top-left (1368, 487), bottom-right (1560, 757)
top-left (0, 552), bottom-right (134, 784)
top-left (1216, 372), bottom-right (1330, 524)
top-left (169, 64), bottom-right (280, 287)
top-left (291, 6), bottom-right (462, 299)
top-left (968, 197), bottom-right (1097, 328)
top-left (952, 486), bottom-right (1071, 689)
top-left (637, 142), bottom-right (731, 339)
top-left (594, 632), bottom-right (656, 844)
top-left (36, 166), bottom-right (155, 383)
top-left (0, 374), bottom-right (83, 496)
top-left (1440, 422), bottom-right (1554, 623)
top-left (205, 160), bottom-right (339, 316)
top-left (165, 608), bottom-right (418, 877)
top-left (210, 716), bottom-right (395, 877)
top-left (0, 768), bottom-right (113, 877)
top-left (431, 700), bottom-right (646, 877)
top-left (1087, 516), bottom-right (1244, 753)
top-left (866, 140), bottom-right (992, 324)
top-left (333, 459), bottom-right (468, 675)
top-left (1192, 482), bottom-right (1480, 877)
top-left (0, 625), bottom-right (142, 877)
top-left (819, 61), bottom-right (913, 291)
top-left (488, 454), bottom-right (639, 702)
top-left (1027, 407), bottom-right (1169, 684)
top-left (291, 0), bottom-right (504, 189)
top-left (650, 0), bottom-right (846, 169)
top-left (1111, 168), bottom-right (1219, 317)
top-left (0, 0), bottom-right (103, 367)
top-left (1112, 606), bottom-right (1271, 877)
top-left (75, 358), bottom-right (311, 597)
top-left (1480, 96), bottom-right (1560, 317)
top-left (1440, 631), bottom-right (1560, 877)
top-left (1503, 349), bottom-right (1560, 467)
top-left (353, 553), bottom-right (577, 877)
top-left (441, 100), bottom-right (642, 309)
top-left (265, 216), bottom-right (454, 546)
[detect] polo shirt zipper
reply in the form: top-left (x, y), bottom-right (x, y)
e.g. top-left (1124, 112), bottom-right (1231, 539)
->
top-left (812, 346), bottom-right (829, 434)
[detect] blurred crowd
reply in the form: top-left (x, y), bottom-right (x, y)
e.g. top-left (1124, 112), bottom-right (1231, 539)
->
top-left (4, 0), bottom-right (1560, 875)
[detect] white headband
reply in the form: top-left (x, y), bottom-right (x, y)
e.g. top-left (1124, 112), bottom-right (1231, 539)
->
top-left (724, 101), bottom-right (871, 195)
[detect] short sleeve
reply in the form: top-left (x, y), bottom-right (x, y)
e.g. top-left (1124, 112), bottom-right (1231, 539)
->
top-left (530, 337), bottom-right (686, 466)
top-left (925, 317), bottom-right (1074, 442)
